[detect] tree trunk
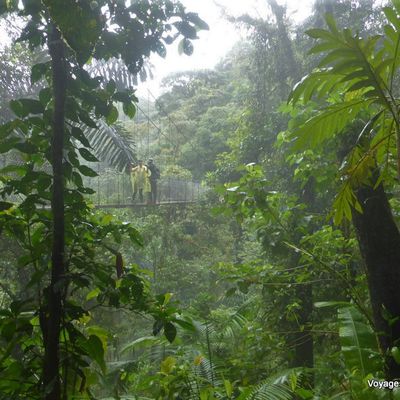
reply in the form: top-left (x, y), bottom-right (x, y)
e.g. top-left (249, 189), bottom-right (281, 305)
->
top-left (42, 24), bottom-right (67, 399)
top-left (267, 0), bottom-right (300, 84)
top-left (291, 284), bottom-right (314, 384)
top-left (289, 178), bottom-right (315, 387)
top-left (287, 247), bottom-right (314, 389)
top-left (352, 180), bottom-right (400, 379)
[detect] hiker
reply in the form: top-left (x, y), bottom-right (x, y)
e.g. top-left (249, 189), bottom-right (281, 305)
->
top-left (147, 159), bottom-right (160, 204)
top-left (130, 160), bottom-right (151, 203)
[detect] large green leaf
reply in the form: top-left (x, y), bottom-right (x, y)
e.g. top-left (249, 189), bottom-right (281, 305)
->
top-left (77, 334), bottom-right (106, 373)
top-left (293, 15), bottom-right (393, 108)
top-left (338, 306), bottom-right (382, 377)
top-left (290, 99), bottom-right (371, 151)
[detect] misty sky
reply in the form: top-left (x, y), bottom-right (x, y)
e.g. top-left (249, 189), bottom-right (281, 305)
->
top-left (0, 0), bottom-right (315, 96)
top-left (138, 0), bottom-right (314, 96)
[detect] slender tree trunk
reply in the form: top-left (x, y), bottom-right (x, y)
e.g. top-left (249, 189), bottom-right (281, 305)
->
top-left (289, 179), bottom-right (315, 387)
top-left (291, 284), bottom-right (314, 376)
top-left (233, 222), bottom-right (243, 265)
top-left (287, 251), bottom-right (314, 389)
top-left (42, 25), bottom-right (67, 399)
top-left (352, 179), bottom-right (400, 379)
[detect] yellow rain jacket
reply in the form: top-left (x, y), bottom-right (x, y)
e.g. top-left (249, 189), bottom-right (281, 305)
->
top-left (131, 165), bottom-right (151, 193)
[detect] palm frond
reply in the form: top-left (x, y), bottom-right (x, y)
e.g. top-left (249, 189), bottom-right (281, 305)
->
top-left (81, 120), bottom-right (135, 171)
top-left (237, 367), bottom-right (315, 400)
top-left (196, 312), bottom-right (248, 341)
top-left (87, 58), bottom-right (153, 90)
top-left (302, 20), bottom-right (389, 104)
top-left (187, 356), bottom-right (227, 397)
top-left (0, 46), bottom-right (137, 170)
top-left (289, 12), bottom-right (400, 153)
top-left (0, 45), bottom-right (46, 122)
top-left (289, 70), bottom-right (344, 105)
top-left (238, 381), bottom-right (294, 400)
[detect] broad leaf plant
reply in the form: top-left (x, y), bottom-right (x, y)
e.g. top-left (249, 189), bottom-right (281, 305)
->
top-left (289, 1), bottom-right (400, 224)
top-left (0, 0), bottom-right (207, 398)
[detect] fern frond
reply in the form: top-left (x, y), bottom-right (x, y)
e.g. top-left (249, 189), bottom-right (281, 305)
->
top-left (240, 381), bottom-right (293, 400)
top-left (291, 99), bottom-right (372, 151)
top-left (331, 182), bottom-right (360, 225)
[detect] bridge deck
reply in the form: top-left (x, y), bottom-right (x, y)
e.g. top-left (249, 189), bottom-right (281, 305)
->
top-left (95, 200), bottom-right (196, 209)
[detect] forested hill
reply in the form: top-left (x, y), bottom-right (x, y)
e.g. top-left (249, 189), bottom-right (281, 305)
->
top-left (1, 1), bottom-right (400, 399)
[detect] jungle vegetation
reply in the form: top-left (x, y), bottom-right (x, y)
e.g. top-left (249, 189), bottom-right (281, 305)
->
top-left (0, 0), bottom-right (400, 399)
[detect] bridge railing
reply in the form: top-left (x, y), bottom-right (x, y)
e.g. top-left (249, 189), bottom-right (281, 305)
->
top-left (84, 170), bottom-right (206, 206)
top-left (0, 155), bottom-right (206, 207)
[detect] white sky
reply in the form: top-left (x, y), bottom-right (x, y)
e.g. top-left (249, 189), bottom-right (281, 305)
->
top-left (137, 0), bottom-right (314, 96)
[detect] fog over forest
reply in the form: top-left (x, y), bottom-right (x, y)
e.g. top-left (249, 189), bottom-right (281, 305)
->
top-left (0, 1), bottom-right (399, 399)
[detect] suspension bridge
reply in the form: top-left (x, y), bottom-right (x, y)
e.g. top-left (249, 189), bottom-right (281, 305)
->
top-left (1, 89), bottom-right (207, 209)
top-left (84, 88), bottom-right (206, 208)
top-left (84, 165), bottom-right (205, 208)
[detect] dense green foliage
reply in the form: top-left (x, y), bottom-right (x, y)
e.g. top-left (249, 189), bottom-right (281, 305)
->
top-left (2, 0), bottom-right (400, 399)
top-left (0, 0), bottom-right (208, 398)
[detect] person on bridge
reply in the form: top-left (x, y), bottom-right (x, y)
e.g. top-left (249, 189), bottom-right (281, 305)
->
top-left (147, 159), bottom-right (160, 204)
top-left (130, 160), bottom-right (151, 203)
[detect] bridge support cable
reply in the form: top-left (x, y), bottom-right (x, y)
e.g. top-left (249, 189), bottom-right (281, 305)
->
top-left (0, 93), bottom-right (207, 210)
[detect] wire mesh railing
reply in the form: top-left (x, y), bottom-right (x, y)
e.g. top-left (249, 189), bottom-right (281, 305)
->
top-left (1, 155), bottom-right (206, 209)
top-left (84, 169), bottom-right (205, 207)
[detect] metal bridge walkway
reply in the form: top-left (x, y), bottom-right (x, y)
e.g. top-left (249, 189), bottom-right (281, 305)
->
top-left (84, 170), bottom-right (205, 209)
top-left (95, 200), bottom-right (196, 209)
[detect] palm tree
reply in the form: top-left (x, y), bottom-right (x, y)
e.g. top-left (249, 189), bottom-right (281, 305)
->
top-left (0, 43), bottom-right (140, 171)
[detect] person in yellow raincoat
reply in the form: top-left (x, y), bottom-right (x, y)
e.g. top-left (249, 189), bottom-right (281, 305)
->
top-left (130, 160), bottom-right (151, 203)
